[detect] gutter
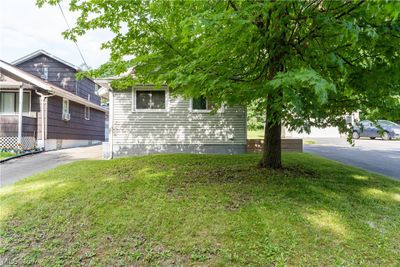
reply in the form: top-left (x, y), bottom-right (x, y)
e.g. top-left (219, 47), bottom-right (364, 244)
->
top-left (35, 90), bottom-right (55, 151)
top-left (0, 60), bottom-right (107, 113)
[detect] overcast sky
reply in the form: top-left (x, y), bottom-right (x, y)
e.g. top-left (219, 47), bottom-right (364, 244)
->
top-left (0, 0), bottom-right (113, 69)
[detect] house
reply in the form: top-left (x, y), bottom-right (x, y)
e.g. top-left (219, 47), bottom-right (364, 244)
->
top-left (96, 80), bottom-right (247, 158)
top-left (284, 113), bottom-right (360, 138)
top-left (0, 50), bottom-right (107, 151)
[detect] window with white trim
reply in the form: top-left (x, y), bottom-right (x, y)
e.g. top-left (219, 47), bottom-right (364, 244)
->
top-left (84, 106), bottom-right (90, 120)
top-left (62, 98), bottom-right (69, 115)
top-left (0, 91), bottom-right (30, 114)
top-left (133, 88), bottom-right (168, 111)
top-left (41, 67), bottom-right (48, 81)
top-left (192, 96), bottom-right (215, 110)
top-left (190, 96), bottom-right (223, 113)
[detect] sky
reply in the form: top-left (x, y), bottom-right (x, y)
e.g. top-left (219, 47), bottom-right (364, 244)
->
top-left (0, 0), bottom-right (113, 69)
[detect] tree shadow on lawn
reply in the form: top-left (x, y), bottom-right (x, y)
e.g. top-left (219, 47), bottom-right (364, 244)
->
top-left (0, 153), bottom-right (399, 266)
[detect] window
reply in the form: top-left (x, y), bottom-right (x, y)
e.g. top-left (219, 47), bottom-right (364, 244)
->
top-left (378, 120), bottom-right (398, 126)
top-left (133, 89), bottom-right (167, 111)
top-left (84, 106), bottom-right (90, 120)
top-left (41, 67), bottom-right (48, 81)
top-left (190, 96), bottom-right (223, 112)
top-left (62, 98), bottom-right (69, 115)
top-left (361, 120), bottom-right (372, 127)
top-left (0, 91), bottom-right (30, 113)
top-left (192, 96), bottom-right (216, 110)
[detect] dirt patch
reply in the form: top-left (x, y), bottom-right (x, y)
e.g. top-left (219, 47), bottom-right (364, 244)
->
top-left (281, 165), bottom-right (317, 178)
top-left (225, 193), bottom-right (253, 211)
top-left (184, 167), bottom-right (257, 184)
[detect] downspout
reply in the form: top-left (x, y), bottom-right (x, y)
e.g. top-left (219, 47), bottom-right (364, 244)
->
top-left (108, 89), bottom-right (114, 159)
top-left (35, 90), bottom-right (54, 151)
top-left (17, 85), bottom-right (24, 147)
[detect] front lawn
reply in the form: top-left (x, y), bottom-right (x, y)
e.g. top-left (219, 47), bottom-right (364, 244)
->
top-left (1, 154), bottom-right (399, 266)
top-left (247, 129), bottom-right (264, 139)
top-left (0, 152), bottom-right (16, 160)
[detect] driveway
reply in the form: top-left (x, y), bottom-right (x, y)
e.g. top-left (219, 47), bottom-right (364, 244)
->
top-left (0, 145), bottom-right (103, 187)
top-left (304, 138), bottom-right (400, 180)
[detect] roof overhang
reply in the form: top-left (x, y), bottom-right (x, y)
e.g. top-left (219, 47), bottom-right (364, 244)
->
top-left (0, 81), bottom-right (35, 89)
top-left (12, 49), bottom-right (80, 70)
top-left (12, 50), bottom-right (102, 87)
top-left (0, 60), bottom-right (107, 113)
top-left (94, 78), bottom-right (113, 99)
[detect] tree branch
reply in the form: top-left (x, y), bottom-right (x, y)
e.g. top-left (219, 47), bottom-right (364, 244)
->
top-left (227, 0), bottom-right (238, 11)
top-left (143, 21), bottom-right (189, 63)
top-left (335, 0), bottom-right (365, 19)
top-left (337, 53), bottom-right (355, 67)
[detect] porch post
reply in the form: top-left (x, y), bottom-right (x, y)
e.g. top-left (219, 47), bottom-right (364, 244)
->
top-left (17, 85), bottom-right (24, 146)
top-left (40, 95), bottom-right (45, 150)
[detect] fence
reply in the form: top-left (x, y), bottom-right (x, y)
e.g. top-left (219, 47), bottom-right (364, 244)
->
top-left (247, 138), bottom-right (303, 153)
top-left (0, 136), bottom-right (37, 150)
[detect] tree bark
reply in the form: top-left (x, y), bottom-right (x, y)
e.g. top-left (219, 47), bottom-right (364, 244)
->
top-left (259, 94), bottom-right (282, 169)
top-left (257, 3), bottom-right (286, 169)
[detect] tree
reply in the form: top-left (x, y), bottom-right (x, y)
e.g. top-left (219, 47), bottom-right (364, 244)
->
top-left (39, 0), bottom-right (400, 169)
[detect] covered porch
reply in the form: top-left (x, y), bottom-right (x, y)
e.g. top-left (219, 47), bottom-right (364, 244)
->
top-left (0, 68), bottom-right (46, 151)
top-left (0, 115), bottom-right (37, 150)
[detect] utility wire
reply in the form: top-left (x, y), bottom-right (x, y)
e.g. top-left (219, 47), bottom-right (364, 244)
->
top-left (57, 3), bottom-right (89, 69)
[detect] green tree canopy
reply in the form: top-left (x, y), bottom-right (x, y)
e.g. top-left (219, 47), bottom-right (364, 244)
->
top-left (39, 0), bottom-right (400, 168)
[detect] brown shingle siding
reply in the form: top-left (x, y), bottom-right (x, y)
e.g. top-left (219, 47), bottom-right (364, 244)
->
top-left (46, 96), bottom-right (105, 141)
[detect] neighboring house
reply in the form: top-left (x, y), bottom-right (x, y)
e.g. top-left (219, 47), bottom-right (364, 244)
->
top-left (0, 50), bottom-right (107, 151)
top-left (96, 79), bottom-right (247, 158)
top-left (284, 113), bottom-right (360, 138)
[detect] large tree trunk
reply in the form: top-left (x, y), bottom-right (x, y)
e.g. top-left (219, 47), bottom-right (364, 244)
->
top-left (256, 4), bottom-right (287, 169)
top-left (259, 94), bottom-right (282, 169)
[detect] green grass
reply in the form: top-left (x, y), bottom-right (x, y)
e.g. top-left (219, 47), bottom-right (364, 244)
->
top-left (1, 154), bottom-right (399, 266)
top-left (0, 152), bottom-right (16, 160)
top-left (247, 129), bottom-right (264, 139)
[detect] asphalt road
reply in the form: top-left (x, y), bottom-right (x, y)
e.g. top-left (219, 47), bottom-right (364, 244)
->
top-left (0, 145), bottom-right (103, 187)
top-left (304, 138), bottom-right (400, 180)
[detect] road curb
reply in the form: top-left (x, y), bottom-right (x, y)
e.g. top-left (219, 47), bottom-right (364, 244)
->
top-left (0, 150), bottom-right (43, 164)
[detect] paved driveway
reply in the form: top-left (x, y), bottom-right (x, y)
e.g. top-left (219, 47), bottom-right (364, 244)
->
top-left (0, 145), bottom-right (103, 187)
top-left (304, 138), bottom-right (400, 180)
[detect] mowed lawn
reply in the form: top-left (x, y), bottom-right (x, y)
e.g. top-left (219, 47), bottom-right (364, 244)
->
top-left (1, 154), bottom-right (399, 266)
top-left (0, 152), bottom-right (16, 160)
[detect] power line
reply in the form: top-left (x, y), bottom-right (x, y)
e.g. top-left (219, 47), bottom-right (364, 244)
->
top-left (57, 3), bottom-right (89, 69)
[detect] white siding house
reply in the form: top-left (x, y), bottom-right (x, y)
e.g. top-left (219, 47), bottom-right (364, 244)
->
top-left (105, 85), bottom-right (247, 158)
top-left (284, 112), bottom-right (360, 138)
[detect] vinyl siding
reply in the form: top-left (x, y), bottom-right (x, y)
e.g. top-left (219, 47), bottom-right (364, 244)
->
top-left (112, 87), bottom-right (247, 156)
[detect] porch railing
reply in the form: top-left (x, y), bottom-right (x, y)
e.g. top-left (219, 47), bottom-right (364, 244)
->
top-left (0, 136), bottom-right (36, 150)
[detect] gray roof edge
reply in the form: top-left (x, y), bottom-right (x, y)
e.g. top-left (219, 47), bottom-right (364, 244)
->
top-left (12, 49), bottom-right (80, 70)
